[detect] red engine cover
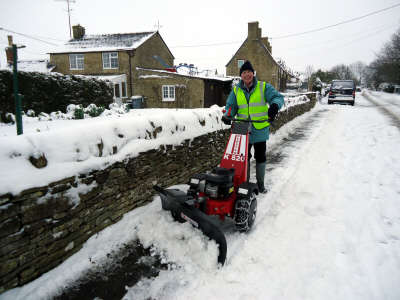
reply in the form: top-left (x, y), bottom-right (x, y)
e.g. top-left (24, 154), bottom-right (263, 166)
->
top-left (219, 129), bottom-right (249, 187)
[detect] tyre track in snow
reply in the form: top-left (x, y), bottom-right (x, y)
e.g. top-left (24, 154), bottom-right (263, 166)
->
top-left (362, 91), bottom-right (400, 130)
top-left (125, 94), bottom-right (400, 299)
top-left (126, 94), bottom-right (400, 299)
top-left (222, 105), bottom-right (331, 264)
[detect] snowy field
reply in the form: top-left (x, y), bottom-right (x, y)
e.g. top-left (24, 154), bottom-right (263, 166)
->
top-left (1, 90), bottom-right (400, 299)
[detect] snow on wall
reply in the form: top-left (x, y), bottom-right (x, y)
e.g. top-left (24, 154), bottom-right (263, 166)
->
top-left (0, 106), bottom-right (227, 196)
top-left (0, 94), bottom-right (314, 197)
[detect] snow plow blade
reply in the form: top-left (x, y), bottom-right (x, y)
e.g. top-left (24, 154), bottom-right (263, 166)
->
top-left (154, 185), bottom-right (227, 266)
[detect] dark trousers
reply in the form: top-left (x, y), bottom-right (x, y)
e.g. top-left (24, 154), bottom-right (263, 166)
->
top-left (248, 141), bottom-right (267, 163)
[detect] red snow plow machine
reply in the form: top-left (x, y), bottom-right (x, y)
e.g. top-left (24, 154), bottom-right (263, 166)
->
top-left (154, 109), bottom-right (271, 265)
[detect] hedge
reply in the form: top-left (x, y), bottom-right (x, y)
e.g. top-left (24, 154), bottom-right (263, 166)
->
top-left (0, 70), bottom-right (113, 120)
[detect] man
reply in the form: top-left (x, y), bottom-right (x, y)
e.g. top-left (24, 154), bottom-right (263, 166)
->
top-left (223, 60), bottom-right (284, 194)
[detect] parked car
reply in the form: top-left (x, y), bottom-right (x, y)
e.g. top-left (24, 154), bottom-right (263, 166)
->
top-left (328, 80), bottom-right (355, 106)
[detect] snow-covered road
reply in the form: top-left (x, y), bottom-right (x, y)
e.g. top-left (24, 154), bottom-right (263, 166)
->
top-left (128, 90), bottom-right (400, 299)
top-left (3, 90), bottom-right (400, 300)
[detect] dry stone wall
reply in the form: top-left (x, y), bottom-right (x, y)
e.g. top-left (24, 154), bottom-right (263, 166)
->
top-left (271, 93), bottom-right (316, 134)
top-left (0, 129), bottom-right (229, 294)
top-left (0, 94), bottom-right (316, 294)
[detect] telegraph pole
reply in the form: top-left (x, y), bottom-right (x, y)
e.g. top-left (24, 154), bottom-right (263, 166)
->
top-left (55, 0), bottom-right (76, 38)
top-left (154, 20), bottom-right (163, 32)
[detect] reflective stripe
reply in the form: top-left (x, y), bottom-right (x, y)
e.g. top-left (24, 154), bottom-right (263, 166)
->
top-left (238, 104), bottom-right (248, 109)
top-left (260, 83), bottom-right (264, 103)
top-left (250, 111), bottom-right (269, 118)
top-left (249, 82), bottom-right (266, 107)
top-left (237, 113), bottom-right (247, 118)
top-left (249, 102), bottom-right (268, 107)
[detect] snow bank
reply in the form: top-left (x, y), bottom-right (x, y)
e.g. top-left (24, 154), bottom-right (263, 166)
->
top-left (0, 106), bottom-right (228, 195)
top-left (0, 94), bottom-right (310, 196)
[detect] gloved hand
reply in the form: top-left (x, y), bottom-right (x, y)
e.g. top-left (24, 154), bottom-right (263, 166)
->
top-left (221, 115), bottom-right (231, 125)
top-left (268, 103), bottom-right (279, 121)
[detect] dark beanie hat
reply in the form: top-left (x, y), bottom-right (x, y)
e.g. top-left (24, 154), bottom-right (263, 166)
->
top-left (240, 60), bottom-right (254, 76)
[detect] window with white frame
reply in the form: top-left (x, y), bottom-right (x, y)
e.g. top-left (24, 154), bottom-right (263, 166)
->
top-left (69, 54), bottom-right (84, 70)
top-left (238, 60), bottom-right (244, 68)
top-left (121, 82), bottom-right (127, 98)
top-left (162, 85), bottom-right (175, 101)
top-left (102, 52), bottom-right (119, 69)
top-left (114, 84), bottom-right (120, 98)
top-left (113, 82), bottom-right (128, 99)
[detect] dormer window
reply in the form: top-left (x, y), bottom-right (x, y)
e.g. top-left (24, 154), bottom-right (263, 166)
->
top-left (102, 52), bottom-right (118, 69)
top-left (69, 54), bottom-right (84, 70)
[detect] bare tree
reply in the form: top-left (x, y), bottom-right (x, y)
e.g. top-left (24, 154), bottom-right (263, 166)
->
top-left (305, 65), bottom-right (314, 78)
top-left (350, 61), bottom-right (367, 85)
top-left (304, 65), bottom-right (314, 91)
top-left (175, 85), bottom-right (188, 108)
top-left (375, 27), bottom-right (400, 84)
top-left (330, 64), bottom-right (354, 80)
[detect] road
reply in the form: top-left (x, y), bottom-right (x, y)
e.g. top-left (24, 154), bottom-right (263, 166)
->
top-left (123, 90), bottom-right (400, 300)
top-left (3, 90), bottom-right (400, 300)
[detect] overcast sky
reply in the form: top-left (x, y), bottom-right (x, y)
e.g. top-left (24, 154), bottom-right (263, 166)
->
top-left (1, 0), bottom-right (399, 76)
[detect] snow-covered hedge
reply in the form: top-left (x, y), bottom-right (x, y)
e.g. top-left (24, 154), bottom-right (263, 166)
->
top-left (3, 103), bottom-right (130, 125)
top-left (378, 82), bottom-right (396, 93)
top-left (0, 70), bottom-right (113, 122)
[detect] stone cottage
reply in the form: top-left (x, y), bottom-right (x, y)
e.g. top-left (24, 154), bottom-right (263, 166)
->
top-left (225, 21), bottom-right (297, 91)
top-left (48, 25), bottom-right (174, 104)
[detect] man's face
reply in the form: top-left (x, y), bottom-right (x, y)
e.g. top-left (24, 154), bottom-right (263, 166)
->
top-left (241, 70), bottom-right (254, 86)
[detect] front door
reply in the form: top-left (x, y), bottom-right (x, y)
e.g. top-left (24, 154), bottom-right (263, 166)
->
top-left (204, 81), bottom-right (222, 108)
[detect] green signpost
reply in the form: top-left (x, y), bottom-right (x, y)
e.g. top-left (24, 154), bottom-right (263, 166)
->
top-left (11, 44), bottom-right (25, 135)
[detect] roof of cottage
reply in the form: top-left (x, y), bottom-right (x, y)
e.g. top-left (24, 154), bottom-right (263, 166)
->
top-left (0, 59), bottom-right (55, 73)
top-left (137, 67), bottom-right (233, 82)
top-left (48, 31), bottom-right (158, 54)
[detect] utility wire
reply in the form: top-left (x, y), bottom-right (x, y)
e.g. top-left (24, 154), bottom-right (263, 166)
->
top-left (0, 28), bottom-right (60, 46)
top-left (175, 56), bottom-right (230, 61)
top-left (275, 21), bottom-right (400, 53)
top-left (171, 40), bottom-right (243, 48)
top-left (20, 49), bottom-right (49, 56)
top-left (170, 4), bottom-right (400, 48)
top-left (270, 4), bottom-right (400, 39)
top-left (289, 24), bottom-right (398, 66)
top-left (174, 22), bottom-right (398, 62)
top-left (0, 28), bottom-right (66, 42)
top-left (2, 4), bottom-right (398, 50)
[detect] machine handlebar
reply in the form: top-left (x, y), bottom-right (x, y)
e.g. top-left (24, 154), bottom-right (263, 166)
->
top-left (223, 116), bottom-right (270, 123)
top-left (222, 107), bottom-right (276, 127)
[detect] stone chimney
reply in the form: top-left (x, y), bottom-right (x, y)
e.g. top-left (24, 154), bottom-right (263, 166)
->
top-left (248, 22), bottom-right (272, 53)
top-left (5, 36), bottom-right (13, 65)
top-left (72, 25), bottom-right (85, 39)
top-left (261, 37), bottom-right (272, 53)
top-left (248, 21), bottom-right (259, 40)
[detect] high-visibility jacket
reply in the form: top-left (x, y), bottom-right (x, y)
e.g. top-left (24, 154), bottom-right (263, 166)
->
top-left (234, 81), bottom-right (270, 129)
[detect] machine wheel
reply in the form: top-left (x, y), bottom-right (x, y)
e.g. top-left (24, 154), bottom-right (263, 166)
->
top-left (234, 192), bottom-right (257, 233)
